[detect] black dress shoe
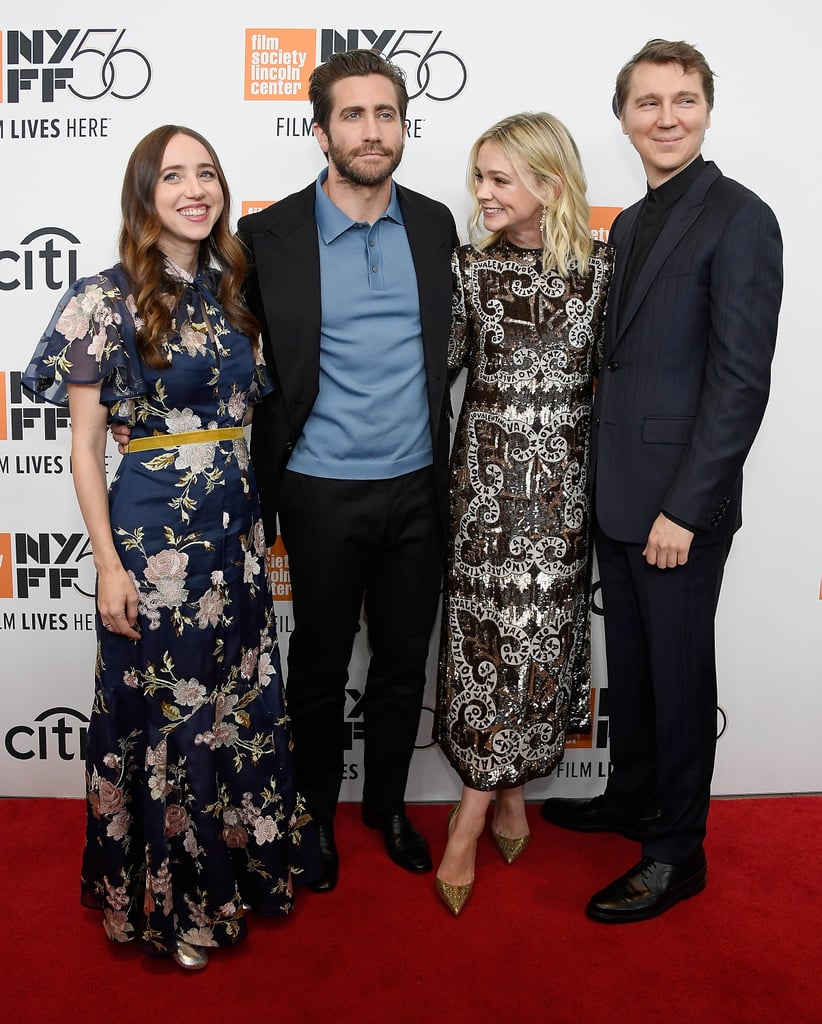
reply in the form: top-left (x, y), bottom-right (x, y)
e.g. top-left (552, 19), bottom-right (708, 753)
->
top-left (361, 806), bottom-right (432, 873)
top-left (308, 823), bottom-right (339, 893)
top-left (540, 794), bottom-right (660, 841)
top-left (586, 851), bottom-right (707, 923)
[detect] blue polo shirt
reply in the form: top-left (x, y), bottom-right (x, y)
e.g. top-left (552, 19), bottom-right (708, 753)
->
top-left (287, 169), bottom-right (432, 480)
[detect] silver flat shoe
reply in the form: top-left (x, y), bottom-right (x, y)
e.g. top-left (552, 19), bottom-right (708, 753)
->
top-left (172, 940), bottom-right (209, 971)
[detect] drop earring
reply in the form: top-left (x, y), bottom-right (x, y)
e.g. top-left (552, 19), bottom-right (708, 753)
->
top-left (539, 206), bottom-right (547, 237)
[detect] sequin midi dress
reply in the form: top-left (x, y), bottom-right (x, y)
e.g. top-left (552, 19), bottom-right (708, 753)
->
top-left (436, 240), bottom-right (613, 790)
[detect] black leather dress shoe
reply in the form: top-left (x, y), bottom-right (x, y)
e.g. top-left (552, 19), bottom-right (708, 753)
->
top-left (308, 823), bottom-right (339, 893)
top-left (361, 806), bottom-right (432, 873)
top-left (586, 851), bottom-right (707, 923)
top-left (540, 794), bottom-right (660, 841)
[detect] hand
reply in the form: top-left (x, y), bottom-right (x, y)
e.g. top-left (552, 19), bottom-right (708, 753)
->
top-left (642, 513), bottom-right (694, 569)
top-left (98, 565), bottom-right (141, 639)
top-left (110, 421), bottom-right (132, 455)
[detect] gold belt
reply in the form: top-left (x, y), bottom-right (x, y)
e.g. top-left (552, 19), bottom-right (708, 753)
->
top-left (126, 426), bottom-right (244, 453)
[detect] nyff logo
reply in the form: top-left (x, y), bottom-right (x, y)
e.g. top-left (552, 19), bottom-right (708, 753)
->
top-left (5, 706), bottom-right (88, 760)
top-left (0, 532), bottom-right (94, 599)
top-left (0, 371), bottom-right (71, 442)
top-left (1, 28), bottom-right (151, 103)
top-left (321, 29), bottom-right (467, 102)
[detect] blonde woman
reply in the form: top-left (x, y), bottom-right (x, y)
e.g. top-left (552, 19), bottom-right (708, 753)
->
top-left (435, 112), bottom-right (613, 915)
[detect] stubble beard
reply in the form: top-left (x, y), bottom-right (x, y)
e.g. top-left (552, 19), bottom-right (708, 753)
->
top-left (327, 140), bottom-right (404, 187)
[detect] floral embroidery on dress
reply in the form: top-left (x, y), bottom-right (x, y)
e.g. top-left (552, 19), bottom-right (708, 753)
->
top-left (21, 263), bottom-right (316, 959)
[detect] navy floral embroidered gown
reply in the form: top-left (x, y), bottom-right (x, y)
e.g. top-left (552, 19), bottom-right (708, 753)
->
top-left (23, 262), bottom-right (316, 958)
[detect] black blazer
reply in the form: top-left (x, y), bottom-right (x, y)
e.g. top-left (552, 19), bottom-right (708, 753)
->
top-left (238, 181), bottom-right (458, 543)
top-left (592, 161), bottom-right (783, 545)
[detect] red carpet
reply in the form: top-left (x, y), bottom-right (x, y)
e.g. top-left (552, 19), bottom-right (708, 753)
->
top-left (3, 796), bottom-right (820, 1023)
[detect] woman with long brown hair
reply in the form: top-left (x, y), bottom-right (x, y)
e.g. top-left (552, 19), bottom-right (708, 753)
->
top-left (23, 125), bottom-right (316, 969)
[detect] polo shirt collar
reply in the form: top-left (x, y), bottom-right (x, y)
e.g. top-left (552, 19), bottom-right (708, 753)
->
top-left (314, 167), bottom-right (403, 243)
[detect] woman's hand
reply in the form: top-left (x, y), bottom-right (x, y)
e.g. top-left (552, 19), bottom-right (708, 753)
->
top-left (97, 563), bottom-right (141, 639)
top-left (67, 383), bottom-right (142, 641)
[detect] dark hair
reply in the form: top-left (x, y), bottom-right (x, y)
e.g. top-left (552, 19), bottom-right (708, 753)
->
top-left (119, 124), bottom-right (258, 367)
top-left (308, 48), bottom-right (409, 132)
top-left (614, 39), bottom-right (715, 117)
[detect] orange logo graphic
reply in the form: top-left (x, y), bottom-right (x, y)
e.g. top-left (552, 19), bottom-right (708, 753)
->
top-left (244, 29), bottom-right (315, 101)
top-left (590, 206), bottom-right (622, 242)
top-left (266, 535), bottom-right (291, 601)
top-left (0, 534), bottom-right (13, 598)
top-left (241, 201), bottom-right (275, 217)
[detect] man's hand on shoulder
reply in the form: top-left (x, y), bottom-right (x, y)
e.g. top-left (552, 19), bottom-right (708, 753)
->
top-left (642, 513), bottom-right (694, 568)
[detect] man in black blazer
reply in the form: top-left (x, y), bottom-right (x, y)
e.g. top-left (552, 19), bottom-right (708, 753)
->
top-left (541, 39), bottom-right (783, 921)
top-left (237, 50), bottom-right (458, 891)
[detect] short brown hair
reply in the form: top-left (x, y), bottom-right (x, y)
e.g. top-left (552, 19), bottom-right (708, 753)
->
top-left (614, 39), bottom-right (715, 116)
top-left (308, 48), bottom-right (409, 132)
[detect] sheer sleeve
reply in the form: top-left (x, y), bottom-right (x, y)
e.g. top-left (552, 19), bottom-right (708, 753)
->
top-left (21, 268), bottom-right (148, 409)
top-left (248, 355), bottom-right (274, 405)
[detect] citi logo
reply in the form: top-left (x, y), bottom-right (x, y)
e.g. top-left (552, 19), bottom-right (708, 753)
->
top-left (5, 706), bottom-right (88, 760)
top-left (0, 226), bottom-right (79, 292)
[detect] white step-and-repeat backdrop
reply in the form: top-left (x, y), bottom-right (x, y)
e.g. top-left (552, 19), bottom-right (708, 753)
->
top-left (1, 1), bottom-right (819, 801)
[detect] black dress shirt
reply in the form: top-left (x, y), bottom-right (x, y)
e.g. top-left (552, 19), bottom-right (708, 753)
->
top-left (619, 155), bottom-right (706, 318)
top-left (619, 155), bottom-right (707, 534)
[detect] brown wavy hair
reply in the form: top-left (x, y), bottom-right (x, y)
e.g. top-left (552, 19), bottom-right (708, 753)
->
top-left (309, 48), bottom-right (409, 133)
top-left (614, 39), bottom-right (715, 117)
top-left (119, 124), bottom-right (258, 368)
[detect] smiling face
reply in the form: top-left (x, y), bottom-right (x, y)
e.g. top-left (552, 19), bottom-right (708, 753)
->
top-left (620, 60), bottom-right (711, 188)
top-left (473, 140), bottom-right (544, 249)
top-left (313, 73), bottom-right (405, 188)
top-left (153, 132), bottom-right (224, 271)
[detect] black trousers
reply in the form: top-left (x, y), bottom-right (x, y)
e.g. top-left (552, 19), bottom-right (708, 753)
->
top-left (277, 467), bottom-right (444, 825)
top-left (594, 524), bottom-right (731, 864)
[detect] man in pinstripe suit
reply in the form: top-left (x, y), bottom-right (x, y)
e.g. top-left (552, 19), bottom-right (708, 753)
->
top-left (541, 39), bottom-right (783, 921)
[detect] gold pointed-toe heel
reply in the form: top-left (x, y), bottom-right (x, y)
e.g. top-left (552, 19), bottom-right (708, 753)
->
top-left (491, 829), bottom-right (531, 865)
top-left (435, 874), bottom-right (473, 917)
top-left (172, 940), bottom-right (209, 971)
top-left (435, 802), bottom-right (474, 916)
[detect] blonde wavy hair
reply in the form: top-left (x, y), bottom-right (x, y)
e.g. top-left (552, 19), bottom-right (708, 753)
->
top-left (467, 111), bottom-right (593, 278)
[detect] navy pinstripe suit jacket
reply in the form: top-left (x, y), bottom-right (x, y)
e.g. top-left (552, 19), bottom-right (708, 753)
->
top-left (592, 161), bottom-right (783, 545)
